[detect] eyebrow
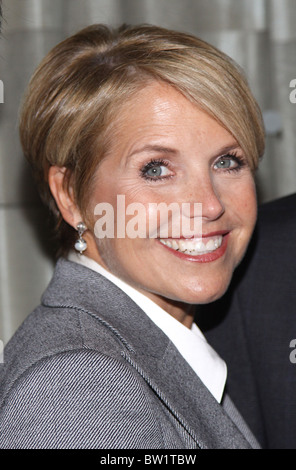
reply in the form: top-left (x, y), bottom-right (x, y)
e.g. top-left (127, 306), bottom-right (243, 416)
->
top-left (215, 143), bottom-right (242, 155)
top-left (127, 144), bottom-right (178, 159)
top-left (127, 141), bottom-right (242, 161)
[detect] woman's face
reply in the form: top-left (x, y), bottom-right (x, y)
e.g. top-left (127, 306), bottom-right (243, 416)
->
top-left (86, 81), bottom-right (257, 310)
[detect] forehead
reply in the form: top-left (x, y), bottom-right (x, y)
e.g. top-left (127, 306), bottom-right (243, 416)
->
top-left (116, 81), bottom-right (201, 126)
top-left (105, 81), bottom-right (237, 156)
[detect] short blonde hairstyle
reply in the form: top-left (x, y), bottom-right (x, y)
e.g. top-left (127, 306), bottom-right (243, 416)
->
top-left (19, 24), bottom-right (265, 254)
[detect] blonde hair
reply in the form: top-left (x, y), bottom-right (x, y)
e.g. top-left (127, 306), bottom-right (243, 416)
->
top-left (19, 23), bottom-right (265, 254)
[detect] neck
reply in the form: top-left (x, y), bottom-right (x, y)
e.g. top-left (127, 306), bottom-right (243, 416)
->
top-left (142, 291), bottom-right (195, 328)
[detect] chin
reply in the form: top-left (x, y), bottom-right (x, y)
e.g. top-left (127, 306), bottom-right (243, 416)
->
top-left (173, 279), bottom-right (232, 305)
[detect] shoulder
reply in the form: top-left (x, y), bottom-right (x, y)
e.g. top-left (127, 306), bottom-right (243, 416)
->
top-left (259, 192), bottom-right (296, 214)
top-left (0, 258), bottom-right (137, 396)
top-left (234, 192), bottom-right (296, 272)
top-left (0, 348), bottom-right (162, 449)
top-left (0, 293), bottom-right (132, 412)
top-left (257, 192), bottom-right (296, 233)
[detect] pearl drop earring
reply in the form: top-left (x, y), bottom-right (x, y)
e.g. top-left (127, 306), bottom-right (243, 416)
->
top-left (74, 221), bottom-right (87, 254)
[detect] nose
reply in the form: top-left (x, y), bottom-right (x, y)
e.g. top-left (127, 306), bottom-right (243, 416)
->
top-left (183, 174), bottom-right (225, 222)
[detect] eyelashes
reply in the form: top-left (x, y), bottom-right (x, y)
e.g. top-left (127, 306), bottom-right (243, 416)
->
top-left (140, 152), bottom-right (247, 182)
top-left (140, 159), bottom-right (172, 181)
top-left (214, 152), bottom-right (246, 172)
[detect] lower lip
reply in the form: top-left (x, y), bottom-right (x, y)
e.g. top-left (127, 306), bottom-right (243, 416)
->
top-left (157, 233), bottom-right (229, 263)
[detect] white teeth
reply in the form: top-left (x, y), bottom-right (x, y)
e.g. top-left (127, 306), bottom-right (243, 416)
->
top-left (172, 240), bottom-right (179, 250)
top-left (160, 235), bottom-right (223, 255)
top-left (179, 240), bottom-right (187, 251)
top-left (186, 241), bottom-right (195, 251)
top-left (206, 239), bottom-right (215, 251)
top-left (195, 240), bottom-right (205, 251)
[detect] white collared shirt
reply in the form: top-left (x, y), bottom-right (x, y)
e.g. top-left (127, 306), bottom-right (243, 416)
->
top-left (68, 251), bottom-right (227, 402)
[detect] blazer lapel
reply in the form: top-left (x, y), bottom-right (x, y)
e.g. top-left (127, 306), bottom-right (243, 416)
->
top-left (123, 340), bottom-right (254, 449)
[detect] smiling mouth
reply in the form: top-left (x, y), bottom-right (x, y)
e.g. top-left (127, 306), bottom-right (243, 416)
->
top-left (159, 234), bottom-right (224, 256)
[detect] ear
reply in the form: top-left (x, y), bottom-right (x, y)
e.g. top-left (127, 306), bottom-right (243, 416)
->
top-left (48, 166), bottom-right (82, 229)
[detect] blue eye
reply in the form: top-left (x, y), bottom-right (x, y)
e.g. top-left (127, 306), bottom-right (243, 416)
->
top-left (215, 158), bottom-right (234, 169)
top-left (146, 165), bottom-right (167, 177)
top-left (214, 153), bottom-right (245, 171)
top-left (141, 160), bottom-right (171, 180)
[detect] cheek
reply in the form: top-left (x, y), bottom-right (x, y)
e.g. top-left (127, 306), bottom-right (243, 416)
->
top-left (241, 182), bottom-right (257, 227)
top-left (230, 177), bottom-right (257, 225)
top-left (232, 180), bottom-right (257, 259)
top-left (87, 175), bottom-right (123, 232)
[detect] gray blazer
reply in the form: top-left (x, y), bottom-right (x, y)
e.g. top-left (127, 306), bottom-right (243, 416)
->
top-left (0, 258), bottom-right (259, 449)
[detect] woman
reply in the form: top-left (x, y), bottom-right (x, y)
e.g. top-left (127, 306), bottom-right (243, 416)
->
top-left (0, 24), bottom-right (264, 449)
